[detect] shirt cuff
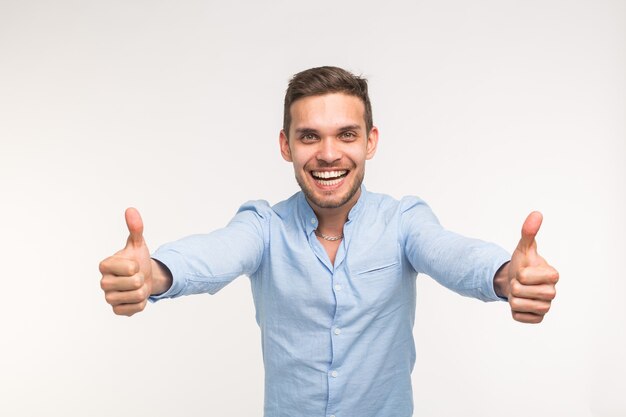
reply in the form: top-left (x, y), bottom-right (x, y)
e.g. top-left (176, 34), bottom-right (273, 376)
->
top-left (148, 248), bottom-right (188, 303)
top-left (476, 246), bottom-right (511, 302)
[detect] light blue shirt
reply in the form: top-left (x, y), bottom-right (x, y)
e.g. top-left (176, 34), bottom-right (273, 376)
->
top-left (150, 186), bottom-right (510, 417)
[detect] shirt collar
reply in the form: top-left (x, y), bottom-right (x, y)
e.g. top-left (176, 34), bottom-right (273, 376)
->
top-left (347, 183), bottom-right (367, 222)
top-left (298, 184), bottom-right (368, 235)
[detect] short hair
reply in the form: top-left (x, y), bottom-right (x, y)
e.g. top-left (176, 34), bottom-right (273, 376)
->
top-left (283, 66), bottom-right (373, 137)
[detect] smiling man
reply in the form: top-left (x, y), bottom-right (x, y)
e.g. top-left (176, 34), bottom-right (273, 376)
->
top-left (99, 66), bottom-right (559, 417)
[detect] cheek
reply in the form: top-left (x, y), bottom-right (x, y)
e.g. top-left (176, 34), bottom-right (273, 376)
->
top-left (291, 156), bottom-right (309, 173)
top-left (347, 150), bottom-right (368, 166)
top-left (292, 151), bottom-right (315, 170)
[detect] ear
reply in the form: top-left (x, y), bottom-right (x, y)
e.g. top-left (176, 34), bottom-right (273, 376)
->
top-left (279, 130), bottom-right (292, 162)
top-left (365, 126), bottom-right (379, 160)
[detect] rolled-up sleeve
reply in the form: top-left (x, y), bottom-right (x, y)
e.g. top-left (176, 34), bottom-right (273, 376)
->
top-left (400, 196), bottom-right (510, 302)
top-left (149, 200), bottom-right (269, 302)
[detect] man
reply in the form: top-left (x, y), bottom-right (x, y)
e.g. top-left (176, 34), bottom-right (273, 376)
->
top-left (99, 66), bottom-right (559, 417)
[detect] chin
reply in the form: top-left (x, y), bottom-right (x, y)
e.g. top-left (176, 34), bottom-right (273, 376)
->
top-left (296, 173), bottom-right (363, 210)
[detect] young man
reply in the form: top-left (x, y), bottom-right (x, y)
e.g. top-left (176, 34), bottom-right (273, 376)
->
top-left (99, 66), bottom-right (559, 417)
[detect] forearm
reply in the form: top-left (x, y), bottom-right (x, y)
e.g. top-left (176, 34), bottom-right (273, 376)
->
top-left (493, 261), bottom-right (511, 299)
top-left (150, 258), bottom-right (173, 296)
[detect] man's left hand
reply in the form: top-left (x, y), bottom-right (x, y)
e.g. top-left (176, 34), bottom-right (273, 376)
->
top-left (497, 211), bottom-right (559, 324)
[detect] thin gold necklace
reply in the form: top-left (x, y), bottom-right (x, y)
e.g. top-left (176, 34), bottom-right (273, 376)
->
top-left (314, 229), bottom-right (343, 241)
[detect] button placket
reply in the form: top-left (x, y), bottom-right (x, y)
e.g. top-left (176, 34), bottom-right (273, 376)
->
top-left (327, 268), bottom-right (345, 416)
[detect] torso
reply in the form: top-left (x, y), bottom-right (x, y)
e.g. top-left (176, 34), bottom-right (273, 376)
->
top-left (317, 236), bottom-right (342, 265)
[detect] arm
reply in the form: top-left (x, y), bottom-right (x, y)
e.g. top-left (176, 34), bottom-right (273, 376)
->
top-left (100, 201), bottom-right (268, 315)
top-left (400, 197), bottom-right (510, 302)
top-left (147, 200), bottom-right (268, 301)
top-left (400, 198), bottom-right (559, 323)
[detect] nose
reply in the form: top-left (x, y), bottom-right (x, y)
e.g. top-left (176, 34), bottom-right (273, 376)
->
top-left (316, 137), bottom-right (342, 165)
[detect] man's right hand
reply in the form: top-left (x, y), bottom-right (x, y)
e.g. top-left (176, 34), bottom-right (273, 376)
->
top-left (99, 208), bottom-right (155, 316)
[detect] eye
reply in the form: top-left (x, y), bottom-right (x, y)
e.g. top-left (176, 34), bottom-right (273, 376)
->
top-left (339, 131), bottom-right (357, 140)
top-left (300, 133), bottom-right (318, 143)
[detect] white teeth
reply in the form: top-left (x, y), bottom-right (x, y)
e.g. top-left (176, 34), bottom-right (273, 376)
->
top-left (312, 170), bottom-right (347, 179)
top-left (317, 178), bottom-right (342, 186)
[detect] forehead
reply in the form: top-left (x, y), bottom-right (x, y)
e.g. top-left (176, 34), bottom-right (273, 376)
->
top-left (289, 93), bottom-right (365, 131)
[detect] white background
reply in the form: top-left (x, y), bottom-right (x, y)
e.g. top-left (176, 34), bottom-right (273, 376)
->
top-left (1, 0), bottom-right (624, 416)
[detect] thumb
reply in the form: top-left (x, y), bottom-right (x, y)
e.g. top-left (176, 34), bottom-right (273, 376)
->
top-left (517, 211), bottom-right (543, 254)
top-left (124, 207), bottom-right (144, 249)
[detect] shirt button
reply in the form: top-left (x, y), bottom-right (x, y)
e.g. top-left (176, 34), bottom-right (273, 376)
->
top-left (311, 218), bottom-right (317, 224)
top-left (330, 370), bottom-right (338, 378)
top-left (334, 284), bottom-right (342, 291)
top-left (330, 415), bottom-right (336, 417)
top-left (334, 328), bottom-right (341, 335)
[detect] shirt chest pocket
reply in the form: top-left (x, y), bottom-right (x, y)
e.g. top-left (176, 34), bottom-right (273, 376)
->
top-left (350, 248), bottom-right (401, 284)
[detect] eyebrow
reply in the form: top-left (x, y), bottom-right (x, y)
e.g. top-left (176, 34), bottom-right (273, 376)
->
top-left (338, 124), bottom-right (362, 132)
top-left (294, 125), bottom-right (362, 135)
top-left (294, 127), bottom-right (319, 136)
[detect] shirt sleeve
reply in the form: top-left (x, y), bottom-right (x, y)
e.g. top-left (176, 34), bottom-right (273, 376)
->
top-left (148, 200), bottom-right (269, 302)
top-left (400, 196), bottom-right (510, 302)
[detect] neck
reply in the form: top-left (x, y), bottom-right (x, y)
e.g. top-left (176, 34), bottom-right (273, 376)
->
top-left (308, 188), bottom-right (361, 236)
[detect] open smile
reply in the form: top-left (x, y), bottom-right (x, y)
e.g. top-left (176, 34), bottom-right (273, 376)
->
top-left (310, 170), bottom-right (349, 187)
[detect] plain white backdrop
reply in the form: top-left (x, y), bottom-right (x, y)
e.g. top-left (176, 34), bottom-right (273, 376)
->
top-left (1, 0), bottom-right (624, 416)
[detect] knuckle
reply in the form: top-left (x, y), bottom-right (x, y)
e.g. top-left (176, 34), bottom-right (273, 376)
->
top-left (98, 259), bottom-right (108, 274)
top-left (551, 270), bottom-right (560, 284)
top-left (538, 303), bottom-right (551, 315)
top-left (132, 274), bottom-right (144, 290)
top-left (140, 286), bottom-right (149, 301)
top-left (546, 287), bottom-right (557, 300)
top-left (104, 292), bottom-right (116, 305)
top-left (509, 297), bottom-right (521, 311)
top-left (128, 261), bottom-right (139, 276)
top-left (131, 290), bottom-right (144, 304)
top-left (517, 267), bottom-right (529, 284)
top-left (510, 280), bottom-right (522, 297)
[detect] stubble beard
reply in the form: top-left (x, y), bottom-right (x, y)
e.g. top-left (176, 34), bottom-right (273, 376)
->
top-left (296, 169), bottom-right (364, 209)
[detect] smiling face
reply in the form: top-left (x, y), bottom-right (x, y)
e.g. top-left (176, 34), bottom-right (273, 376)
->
top-left (280, 92), bottom-right (378, 212)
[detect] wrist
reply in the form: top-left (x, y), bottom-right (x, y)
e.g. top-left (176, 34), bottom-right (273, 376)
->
top-left (493, 261), bottom-right (511, 299)
top-left (150, 258), bottom-right (173, 296)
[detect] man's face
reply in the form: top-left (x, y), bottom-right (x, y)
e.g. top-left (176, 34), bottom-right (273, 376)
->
top-left (279, 93), bottom-right (378, 211)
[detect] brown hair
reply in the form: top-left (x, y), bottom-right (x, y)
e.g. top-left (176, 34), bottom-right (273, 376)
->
top-left (283, 66), bottom-right (373, 137)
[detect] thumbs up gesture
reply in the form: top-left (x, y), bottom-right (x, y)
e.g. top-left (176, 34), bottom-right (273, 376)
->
top-left (99, 208), bottom-right (154, 316)
top-left (506, 211), bottom-right (559, 323)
